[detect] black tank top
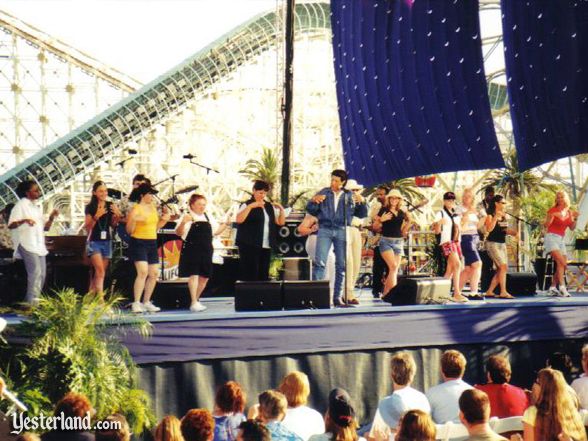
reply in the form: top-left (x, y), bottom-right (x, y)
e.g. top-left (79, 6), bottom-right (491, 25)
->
top-left (378, 207), bottom-right (406, 238)
top-left (487, 214), bottom-right (508, 243)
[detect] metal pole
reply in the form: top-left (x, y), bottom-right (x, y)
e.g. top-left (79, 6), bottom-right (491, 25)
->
top-left (281, 0), bottom-right (295, 206)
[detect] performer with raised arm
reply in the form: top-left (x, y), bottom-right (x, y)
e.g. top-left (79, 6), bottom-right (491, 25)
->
top-left (458, 188), bottom-right (483, 300)
top-left (176, 193), bottom-right (228, 312)
top-left (306, 170), bottom-right (367, 306)
top-left (8, 180), bottom-right (59, 305)
top-left (367, 185), bottom-right (389, 299)
top-left (543, 191), bottom-right (578, 297)
top-left (84, 180), bottom-right (121, 296)
top-left (235, 180), bottom-right (286, 281)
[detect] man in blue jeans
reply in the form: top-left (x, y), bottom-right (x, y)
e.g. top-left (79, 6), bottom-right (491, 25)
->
top-left (306, 170), bottom-right (367, 306)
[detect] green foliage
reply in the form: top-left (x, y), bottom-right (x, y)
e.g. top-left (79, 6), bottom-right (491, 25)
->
top-left (239, 147), bottom-right (280, 200)
top-left (363, 178), bottom-right (425, 204)
top-left (3, 289), bottom-right (155, 434)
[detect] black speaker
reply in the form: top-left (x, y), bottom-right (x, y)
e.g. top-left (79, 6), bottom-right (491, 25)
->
top-left (152, 280), bottom-right (190, 309)
top-left (383, 277), bottom-right (451, 305)
top-left (203, 257), bottom-right (240, 297)
top-left (234, 281), bottom-right (283, 311)
top-left (494, 272), bottom-right (537, 296)
top-left (281, 257), bottom-right (311, 281)
top-left (277, 221), bottom-right (308, 257)
top-left (283, 281), bottom-right (330, 310)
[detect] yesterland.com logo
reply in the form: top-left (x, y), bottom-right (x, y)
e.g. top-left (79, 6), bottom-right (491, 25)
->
top-left (10, 411), bottom-right (121, 435)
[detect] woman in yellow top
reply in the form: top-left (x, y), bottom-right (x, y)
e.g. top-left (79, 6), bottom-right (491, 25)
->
top-left (126, 183), bottom-right (170, 313)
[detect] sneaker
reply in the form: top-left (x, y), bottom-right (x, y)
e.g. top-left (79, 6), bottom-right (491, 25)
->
top-left (558, 286), bottom-right (571, 297)
top-left (143, 302), bottom-right (161, 313)
top-left (547, 286), bottom-right (560, 297)
top-left (190, 301), bottom-right (207, 312)
top-left (131, 302), bottom-right (145, 313)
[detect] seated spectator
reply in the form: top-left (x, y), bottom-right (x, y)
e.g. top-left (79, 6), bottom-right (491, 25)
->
top-left (41, 392), bottom-right (95, 441)
top-left (213, 381), bottom-right (247, 441)
top-left (155, 415), bottom-right (184, 441)
top-left (182, 409), bottom-right (215, 441)
top-left (396, 410), bottom-right (436, 441)
top-left (237, 420), bottom-right (270, 441)
top-left (426, 350), bottom-right (473, 423)
top-left (368, 352), bottom-right (430, 441)
top-left (96, 414), bottom-right (130, 441)
top-left (522, 368), bottom-right (586, 441)
top-left (546, 352), bottom-right (574, 384)
top-left (16, 435), bottom-right (41, 441)
top-left (257, 390), bottom-right (302, 441)
top-left (309, 388), bottom-right (362, 441)
top-left (459, 389), bottom-right (507, 441)
top-left (475, 355), bottom-right (529, 418)
top-left (279, 371), bottom-right (325, 440)
top-left (571, 344), bottom-right (588, 409)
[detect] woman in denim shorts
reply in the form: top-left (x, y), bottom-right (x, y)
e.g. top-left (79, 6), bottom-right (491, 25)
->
top-left (372, 189), bottom-right (412, 297)
top-left (84, 181), bottom-right (121, 296)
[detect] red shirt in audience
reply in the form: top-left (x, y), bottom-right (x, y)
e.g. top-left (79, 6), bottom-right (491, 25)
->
top-left (474, 383), bottom-right (529, 418)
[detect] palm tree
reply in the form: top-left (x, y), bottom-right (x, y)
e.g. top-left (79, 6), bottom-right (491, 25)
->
top-left (363, 178), bottom-right (425, 204)
top-left (239, 147), bottom-right (280, 200)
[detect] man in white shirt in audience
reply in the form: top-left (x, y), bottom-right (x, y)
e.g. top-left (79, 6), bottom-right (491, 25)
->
top-left (459, 389), bottom-right (507, 441)
top-left (571, 344), bottom-right (588, 409)
top-left (368, 352), bottom-right (430, 441)
top-left (426, 350), bottom-right (473, 423)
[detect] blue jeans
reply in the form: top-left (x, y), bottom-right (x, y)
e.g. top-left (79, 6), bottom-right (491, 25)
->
top-left (18, 245), bottom-right (47, 304)
top-left (312, 226), bottom-right (346, 301)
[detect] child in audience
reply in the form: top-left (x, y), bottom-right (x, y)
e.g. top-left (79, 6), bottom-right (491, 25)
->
top-left (309, 388), bottom-right (362, 441)
top-left (155, 415), bottom-right (185, 441)
top-left (279, 372), bottom-right (325, 440)
top-left (213, 381), bottom-right (247, 441)
top-left (395, 410), bottom-right (435, 441)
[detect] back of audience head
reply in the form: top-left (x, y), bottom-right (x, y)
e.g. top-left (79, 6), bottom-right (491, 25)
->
top-left (16, 434), bottom-right (40, 441)
top-left (396, 410), bottom-right (436, 441)
top-left (155, 415), bottom-right (184, 441)
top-left (181, 409), bottom-right (214, 441)
top-left (215, 381), bottom-right (247, 415)
top-left (279, 371), bottom-right (310, 408)
top-left (54, 391), bottom-right (93, 420)
top-left (441, 350), bottom-right (466, 380)
top-left (325, 388), bottom-right (358, 441)
top-left (486, 355), bottom-right (511, 384)
top-left (390, 352), bottom-right (416, 386)
top-left (258, 390), bottom-right (288, 423)
top-left (546, 351), bottom-right (574, 383)
top-left (582, 344), bottom-right (588, 374)
top-left (459, 389), bottom-right (490, 427)
top-left (96, 413), bottom-right (131, 441)
top-left (237, 420), bottom-right (270, 441)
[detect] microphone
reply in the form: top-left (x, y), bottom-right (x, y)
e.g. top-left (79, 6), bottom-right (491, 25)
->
top-left (183, 154), bottom-right (195, 160)
top-left (128, 149), bottom-right (138, 155)
top-left (2, 388), bottom-right (28, 413)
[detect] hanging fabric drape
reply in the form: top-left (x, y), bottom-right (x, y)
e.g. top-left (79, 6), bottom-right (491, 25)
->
top-left (330, 0), bottom-right (504, 186)
top-left (501, 0), bottom-right (588, 170)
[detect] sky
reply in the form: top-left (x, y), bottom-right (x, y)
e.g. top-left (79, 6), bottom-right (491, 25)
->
top-left (0, 0), bottom-right (277, 83)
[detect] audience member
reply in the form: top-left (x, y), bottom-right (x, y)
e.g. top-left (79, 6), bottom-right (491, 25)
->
top-left (395, 409), bottom-right (436, 441)
top-left (522, 368), bottom-right (586, 441)
top-left (155, 415), bottom-right (185, 441)
top-left (213, 381), bottom-right (247, 441)
top-left (257, 390), bottom-right (303, 441)
top-left (571, 344), bottom-right (588, 409)
top-left (279, 372), bottom-right (325, 441)
top-left (237, 420), bottom-right (270, 441)
top-left (426, 350), bottom-right (473, 423)
top-left (368, 352), bottom-right (430, 441)
top-left (95, 414), bottom-right (130, 441)
top-left (41, 392), bottom-right (95, 441)
top-left (308, 388), bottom-right (362, 441)
top-left (16, 435), bottom-right (41, 441)
top-left (181, 409), bottom-right (215, 441)
top-left (458, 389), bottom-right (507, 441)
top-left (546, 352), bottom-right (574, 384)
top-left (475, 355), bottom-right (529, 418)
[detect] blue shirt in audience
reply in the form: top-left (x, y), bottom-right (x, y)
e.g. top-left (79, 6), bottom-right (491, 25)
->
top-left (377, 386), bottom-right (431, 429)
top-left (213, 413), bottom-right (246, 441)
top-left (426, 378), bottom-right (473, 423)
top-left (266, 421), bottom-right (304, 441)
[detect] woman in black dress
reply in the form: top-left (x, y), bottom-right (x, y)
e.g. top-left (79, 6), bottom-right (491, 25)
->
top-left (176, 194), bottom-right (227, 312)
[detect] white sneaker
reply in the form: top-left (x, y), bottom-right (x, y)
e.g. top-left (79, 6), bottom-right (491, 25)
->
top-left (143, 302), bottom-right (161, 313)
top-left (190, 301), bottom-right (207, 312)
top-left (131, 302), bottom-right (145, 313)
top-left (547, 286), bottom-right (560, 296)
top-left (558, 286), bottom-right (571, 297)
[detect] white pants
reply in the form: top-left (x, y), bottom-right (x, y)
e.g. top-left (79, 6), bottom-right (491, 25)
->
top-left (346, 227), bottom-right (363, 295)
top-left (306, 234), bottom-right (335, 298)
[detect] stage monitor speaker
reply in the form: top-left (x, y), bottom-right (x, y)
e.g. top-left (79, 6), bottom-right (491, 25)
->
top-left (281, 257), bottom-right (311, 281)
top-left (153, 280), bottom-right (191, 309)
top-left (575, 238), bottom-right (588, 250)
top-left (277, 221), bottom-right (308, 258)
top-left (494, 272), bottom-right (537, 296)
top-left (383, 277), bottom-right (451, 306)
top-left (234, 281), bottom-right (283, 311)
top-left (283, 280), bottom-right (330, 310)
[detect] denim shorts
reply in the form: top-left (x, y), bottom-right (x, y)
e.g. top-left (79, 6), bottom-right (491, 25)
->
top-left (87, 240), bottom-right (113, 259)
top-left (461, 234), bottom-right (481, 265)
top-left (544, 232), bottom-right (567, 256)
top-left (379, 237), bottom-right (404, 255)
top-left (128, 238), bottom-right (159, 264)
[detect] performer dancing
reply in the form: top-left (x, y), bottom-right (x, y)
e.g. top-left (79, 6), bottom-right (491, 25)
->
top-left (118, 174), bottom-right (151, 243)
top-left (84, 181), bottom-right (121, 296)
top-left (176, 194), bottom-right (228, 312)
top-left (8, 180), bottom-right (59, 305)
top-left (344, 179), bottom-right (366, 305)
top-left (432, 192), bottom-right (468, 302)
top-left (373, 189), bottom-right (411, 298)
top-left (477, 186), bottom-right (495, 292)
top-left (458, 188), bottom-right (483, 299)
top-left (484, 195), bottom-right (517, 299)
top-left (126, 183), bottom-right (170, 313)
top-left (368, 185), bottom-right (389, 298)
top-left (235, 180), bottom-right (286, 281)
top-left (306, 170), bottom-right (367, 306)
top-left (298, 213), bottom-right (335, 298)
top-left (543, 191), bottom-right (578, 297)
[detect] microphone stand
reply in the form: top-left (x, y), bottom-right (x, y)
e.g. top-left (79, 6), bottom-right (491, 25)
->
top-left (187, 158), bottom-right (220, 175)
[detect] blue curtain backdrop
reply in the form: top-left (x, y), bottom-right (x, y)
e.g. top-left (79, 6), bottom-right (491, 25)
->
top-left (330, 0), bottom-right (504, 186)
top-left (501, 0), bottom-right (588, 170)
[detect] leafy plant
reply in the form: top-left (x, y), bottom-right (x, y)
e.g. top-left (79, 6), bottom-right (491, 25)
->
top-left (239, 147), bottom-right (280, 200)
top-left (363, 178), bottom-right (425, 204)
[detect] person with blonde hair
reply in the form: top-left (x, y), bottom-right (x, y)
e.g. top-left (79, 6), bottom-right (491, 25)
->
top-left (257, 390), bottom-right (302, 441)
top-left (458, 188), bottom-right (483, 299)
top-left (155, 415), bottom-right (185, 441)
top-left (396, 410), bottom-right (436, 441)
top-left (571, 343), bottom-right (588, 409)
top-left (522, 368), bottom-right (586, 441)
top-left (309, 388), bottom-right (362, 441)
top-left (279, 371), bottom-right (325, 440)
top-left (544, 191), bottom-right (578, 297)
top-left (96, 414), bottom-right (131, 441)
